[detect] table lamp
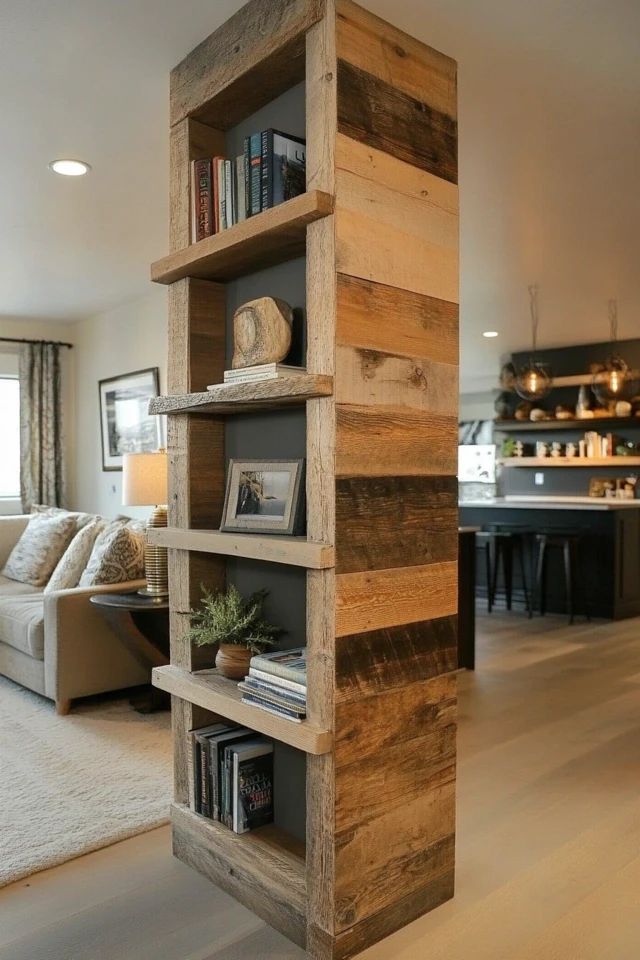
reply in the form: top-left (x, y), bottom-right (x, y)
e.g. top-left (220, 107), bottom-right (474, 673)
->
top-left (122, 450), bottom-right (169, 598)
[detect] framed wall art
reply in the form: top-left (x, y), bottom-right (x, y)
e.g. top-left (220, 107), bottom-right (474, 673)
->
top-left (98, 367), bottom-right (163, 471)
top-left (221, 459), bottom-right (305, 535)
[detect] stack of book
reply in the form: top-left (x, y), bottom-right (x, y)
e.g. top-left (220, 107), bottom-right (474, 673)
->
top-left (191, 723), bottom-right (274, 834)
top-left (208, 363), bottom-right (306, 389)
top-left (238, 647), bottom-right (307, 724)
top-left (190, 129), bottom-right (306, 243)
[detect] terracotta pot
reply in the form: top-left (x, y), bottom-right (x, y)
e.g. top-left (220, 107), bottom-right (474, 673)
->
top-left (215, 643), bottom-right (252, 680)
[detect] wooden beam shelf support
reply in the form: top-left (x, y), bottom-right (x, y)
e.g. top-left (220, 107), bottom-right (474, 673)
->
top-left (148, 527), bottom-right (335, 569)
top-left (153, 665), bottom-right (332, 755)
top-left (149, 374), bottom-right (333, 415)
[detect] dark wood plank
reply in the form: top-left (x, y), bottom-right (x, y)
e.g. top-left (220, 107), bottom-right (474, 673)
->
top-left (335, 475), bottom-right (457, 573)
top-left (337, 273), bottom-right (458, 365)
top-left (337, 59), bottom-right (457, 184)
top-left (336, 404), bottom-right (458, 477)
top-left (335, 674), bottom-right (455, 766)
top-left (170, 0), bottom-right (324, 127)
top-left (336, 615), bottom-right (458, 703)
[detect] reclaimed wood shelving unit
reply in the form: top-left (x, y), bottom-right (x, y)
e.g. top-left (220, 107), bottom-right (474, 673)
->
top-left (150, 1), bottom-right (459, 956)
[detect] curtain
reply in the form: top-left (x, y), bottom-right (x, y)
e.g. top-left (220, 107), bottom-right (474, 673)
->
top-left (19, 343), bottom-right (64, 510)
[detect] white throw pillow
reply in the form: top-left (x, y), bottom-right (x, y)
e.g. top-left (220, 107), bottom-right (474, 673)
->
top-left (30, 504), bottom-right (97, 532)
top-left (44, 518), bottom-right (106, 593)
top-left (3, 513), bottom-right (77, 587)
top-left (79, 523), bottom-right (145, 587)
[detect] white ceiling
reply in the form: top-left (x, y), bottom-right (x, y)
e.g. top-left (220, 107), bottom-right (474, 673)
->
top-left (1, 0), bottom-right (639, 388)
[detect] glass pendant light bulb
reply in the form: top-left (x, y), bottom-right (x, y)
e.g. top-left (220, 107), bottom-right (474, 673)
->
top-left (515, 285), bottom-right (552, 402)
top-left (592, 301), bottom-right (629, 403)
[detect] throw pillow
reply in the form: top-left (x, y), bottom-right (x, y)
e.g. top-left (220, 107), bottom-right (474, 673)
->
top-left (79, 524), bottom-right (145, 587)
top-left (30, 504), bottom-right (96, 532)
top-left (44, 518), bottom-right (106, 594)
top-left (3, 513), bottom-right (78, 587)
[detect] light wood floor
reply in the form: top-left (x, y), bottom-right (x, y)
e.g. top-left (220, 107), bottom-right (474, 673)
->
top-left (2, 611), bottom-right (640, 959)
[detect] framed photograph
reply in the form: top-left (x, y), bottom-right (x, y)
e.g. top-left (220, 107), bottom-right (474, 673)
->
top-left (221, 459), bottom-right (305, 535)
top-left (98, 367), bottom-right (163, 471)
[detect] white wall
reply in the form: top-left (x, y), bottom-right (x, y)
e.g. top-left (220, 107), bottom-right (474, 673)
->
top-left (71, 288), bottom-right (167, 518)
top-left (0, 317), bottom-right (76, 512)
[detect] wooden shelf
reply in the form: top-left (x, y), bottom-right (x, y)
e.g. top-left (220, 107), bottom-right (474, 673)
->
top-left (147, 527), bottom-right (335, 569)
top-left (151, 191), bottom-right (334, 284)
top-left (149, 374), bottom-right (333, 416)
top-left (171, 802), bottom-right (306, 948)
top-left (494, 418), bottom-right (640, 433)
top-left (499, 457), bottom-right (640, 467)
top-left (152, 664), bottom-right (332, 756)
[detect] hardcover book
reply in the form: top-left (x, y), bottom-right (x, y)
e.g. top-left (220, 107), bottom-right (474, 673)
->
top-left (238, 680), bottom-right (307, 717)
top-left (208, 727), bottom-right (254, 822)
top-left (249, 647), bottom-right (307, 685)
top-left (191, 723), bottom-right (233, 816)
top-left (231, 740), bottom-right (274, 834)
top-left (191, 158), bottom-right (213, 242)
top-left (260, 129), bottom-right (306, 209)
top-left (248, 666), bottom-right (307, 696)
top-left (240, 692), bottom-right (304, 723)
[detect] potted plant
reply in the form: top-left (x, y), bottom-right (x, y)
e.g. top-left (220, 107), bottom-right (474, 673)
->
top-left (185, 584), bottom-right (282, 680)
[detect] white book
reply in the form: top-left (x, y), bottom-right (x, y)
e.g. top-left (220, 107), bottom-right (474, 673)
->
top-left (235, 155), bottom-right (246, 223)
top-left (248, 666), bottom-right (306, 695)
top-left (224, 363), bottom-right (305, 378)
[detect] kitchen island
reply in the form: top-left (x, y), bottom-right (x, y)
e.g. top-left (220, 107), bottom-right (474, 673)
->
top-left (459, 496), bottom-right (640, 619)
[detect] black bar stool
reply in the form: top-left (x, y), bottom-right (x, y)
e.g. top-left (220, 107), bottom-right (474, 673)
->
top-left (476, 526), bottom-right (532, 617)
top-left (535, 531), bottom-right (590, 624)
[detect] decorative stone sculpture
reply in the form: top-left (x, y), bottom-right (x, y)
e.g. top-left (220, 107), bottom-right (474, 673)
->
top-left (231, 297), bottom-right (294, 370)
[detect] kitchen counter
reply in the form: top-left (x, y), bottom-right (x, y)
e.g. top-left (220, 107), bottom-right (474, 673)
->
top-left (460, 496), bottom-right (640, 511)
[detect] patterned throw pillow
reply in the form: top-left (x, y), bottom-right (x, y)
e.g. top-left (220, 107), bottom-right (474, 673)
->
top-left (78, 523), bottom-right (145, 587)
top-left (44, 518), bottom-right (106, 594)
top-left (30, 504), bottom-right (96, 532)
top-left (2, 513), bottom-right (78, 587)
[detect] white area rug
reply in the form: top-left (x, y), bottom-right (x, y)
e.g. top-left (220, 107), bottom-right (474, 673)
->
top-left (0, 676), bottom-right (172, 887)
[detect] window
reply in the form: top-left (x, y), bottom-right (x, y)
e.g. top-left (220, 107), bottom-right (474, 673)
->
top-left (0, 378), bottom-right (20, 498)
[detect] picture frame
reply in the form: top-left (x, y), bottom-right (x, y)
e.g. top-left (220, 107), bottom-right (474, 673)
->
top-left (221, 459), bottom-right (305, 536)
top-left (98, 367), bottom-right (163, 472)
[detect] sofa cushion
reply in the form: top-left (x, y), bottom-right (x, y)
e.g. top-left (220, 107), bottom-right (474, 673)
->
top-left (0, 595), bottom-right (45, 659)
top-left (45, 518), bottom-right (106, 594)
top-left (79, 523), bottom-right (145, 587)
top-left (2, 513), bottom-right (77, 587)
top-left (0, 575), bottom-right (42, 598)
top-left (31, 504), bottom-right (97, 533)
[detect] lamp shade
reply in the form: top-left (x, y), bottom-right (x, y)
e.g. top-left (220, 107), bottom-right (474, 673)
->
top-left (122, 451), bottom-right (168, 506)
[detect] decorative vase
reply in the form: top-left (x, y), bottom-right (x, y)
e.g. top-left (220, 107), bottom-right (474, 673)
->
top-left (215, 643), bottom-right (252, 680)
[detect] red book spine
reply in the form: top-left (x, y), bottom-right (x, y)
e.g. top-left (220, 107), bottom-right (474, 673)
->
top-left (193, 158), bottom-right (213, 241)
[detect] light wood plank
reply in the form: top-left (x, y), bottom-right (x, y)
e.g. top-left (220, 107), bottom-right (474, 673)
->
top-left (148, 528), bottom-right (335, 570)
top-left (152, 191), bottom-right (334, 285)
top-left (152, 665), bottom-right (332, 756)
top-left (336, 0), bottom-right (457, 119)
top-left (336, 404), bottom-right (458, 477)
top-left (149, 375), bottom-right (333, 416)
top-left (336, 560), bottom-right (457, 636)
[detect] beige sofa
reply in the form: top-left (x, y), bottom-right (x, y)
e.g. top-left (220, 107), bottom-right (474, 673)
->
top-left (0, 515), bottom-right (149, 714)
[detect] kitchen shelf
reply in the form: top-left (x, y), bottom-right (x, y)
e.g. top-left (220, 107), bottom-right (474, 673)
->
top-left (148, 374), bottom-right (333, 416)
top-left (150, 190), bottom-right (334, 284)
top-left (494, 418), bottom-right (640, 433)
top-left (171, 802), bottom-right (306, 948)
top-left (152, 664), bottom-right (332, 756)
top-left (499, 457), bottom-right (640, 467)
top-left (147, 527), bottom-right (335, 569)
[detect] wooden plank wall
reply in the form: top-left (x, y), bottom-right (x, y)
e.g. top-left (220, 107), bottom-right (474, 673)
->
top-left (327, 2), bottom-right (459, 955)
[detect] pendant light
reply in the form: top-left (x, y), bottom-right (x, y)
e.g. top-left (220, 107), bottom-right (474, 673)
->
top-left (515, 284), bottom-right (552, 402)
top-left (592, 299), bottom-right (629, 403)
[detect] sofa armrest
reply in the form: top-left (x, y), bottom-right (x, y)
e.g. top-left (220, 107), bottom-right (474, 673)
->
top-left (0, 515), bottom-right (30, 568)
top-left (43, 579), bottom-right (149, 703)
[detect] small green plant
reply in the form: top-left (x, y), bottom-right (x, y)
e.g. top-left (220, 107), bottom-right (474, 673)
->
top-left (185, 584), bottom-right (282, 654)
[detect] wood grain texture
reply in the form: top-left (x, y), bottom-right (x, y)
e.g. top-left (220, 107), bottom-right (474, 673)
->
top-left (336, 404), bottom-right (457, 477)
top-left (335, 475), bottom-right (457, 573)
top-left (169, 119), bottom-right (224, 251)
top-left (152, 191), bottom-right (334, 285)
top-left (336, 560), bottom-right (458, 636)
top-left (149, 375), bottom-right (333, 416)
top-left (337, 273), bottom-right (458, 364)
top-left (153, 665), bottom-right (333, 755)
top-left (171, 803), bottom-right (307, 948)
top-left (335, 345), bottom-right (457, 417)
top-left (337, 59), bottom-right (457, 184)
top-left (167, 278), bottom-right (226, 392)
top-left (148, 527), bottom-right (335, 570)
top-left (335, 615), bottom-right (458, 703)
top-left (170, 0), bottom-right (324, 128)
top-left (336, 0), bottom-right (456, 119)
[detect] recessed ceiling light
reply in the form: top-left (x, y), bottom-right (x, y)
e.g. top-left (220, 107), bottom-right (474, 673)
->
top-left (48, 159), bottom-right (91, 177)
top-left (482, 330), bottom-right (499, 338)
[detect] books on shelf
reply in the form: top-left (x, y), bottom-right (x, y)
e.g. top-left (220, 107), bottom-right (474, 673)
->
top-left (240, 647), bottom-right (307, 724)
top-left (190, 129), bottom-right (306, 244)
top-left (191, 724), bottom-right (274, 833)
top-left (206, 364), bottom-right (306, 390)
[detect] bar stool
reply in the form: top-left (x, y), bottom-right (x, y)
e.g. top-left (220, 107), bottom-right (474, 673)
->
top-left (476, 527), bottom-right (532, 617)
top-left (534, 531), bottom-right (590, 624)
